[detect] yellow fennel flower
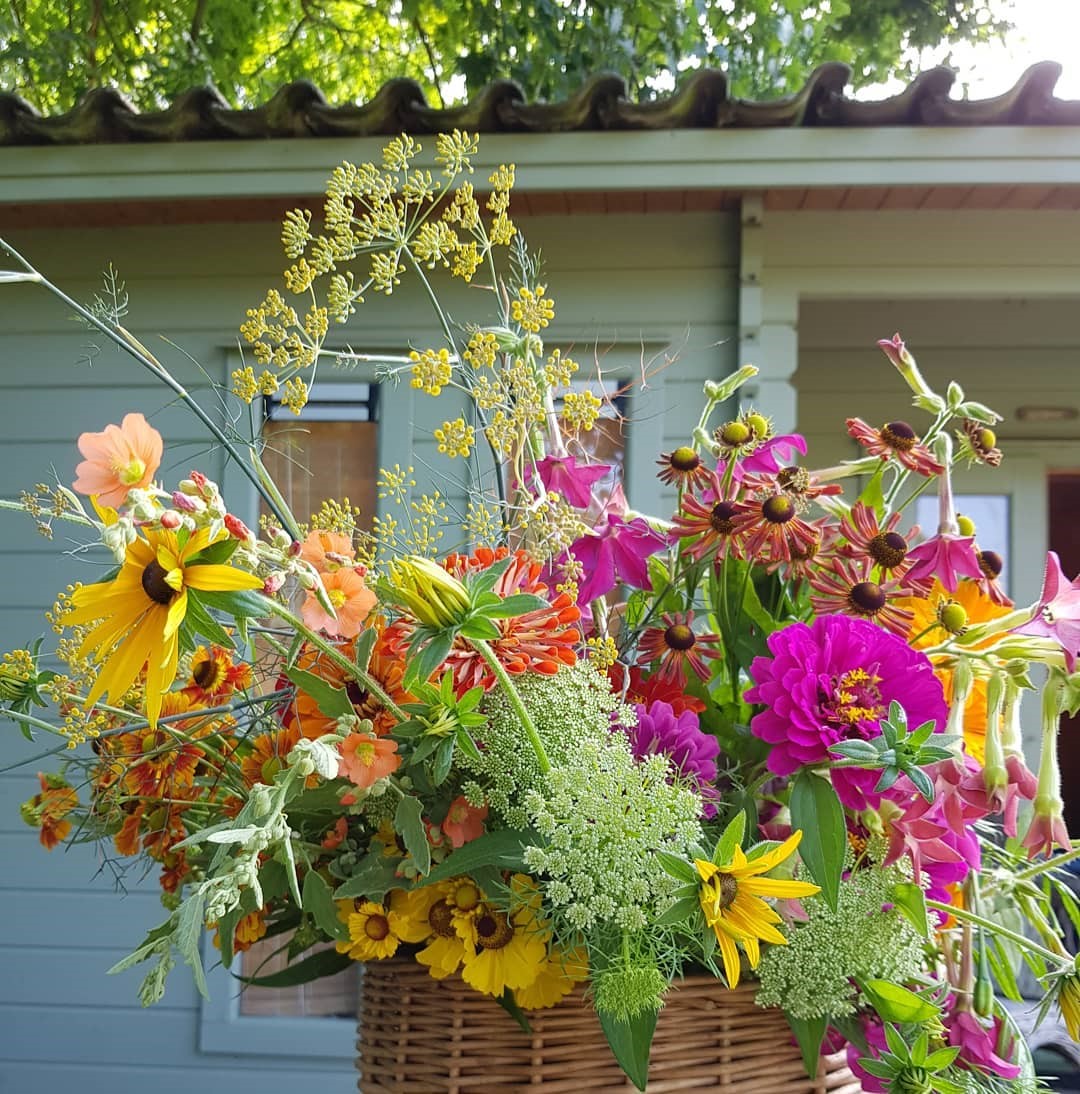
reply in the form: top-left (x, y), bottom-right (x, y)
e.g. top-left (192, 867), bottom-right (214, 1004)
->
top-left (696, 830), bottom-right (820, 989)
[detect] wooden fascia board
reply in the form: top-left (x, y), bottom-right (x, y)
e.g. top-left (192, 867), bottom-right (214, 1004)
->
top-left (2, 128), bottom-right (1080, 205)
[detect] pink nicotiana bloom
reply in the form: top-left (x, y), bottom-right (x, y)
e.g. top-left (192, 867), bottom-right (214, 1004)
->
top-left (534, 454), bottom-right (611, 509)
top-left (1012, 551), bottom-right (1080, 671)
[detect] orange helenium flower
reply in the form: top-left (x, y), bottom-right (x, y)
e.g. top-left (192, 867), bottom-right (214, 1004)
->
top-left (73, 412), bottom-right (163, 508)
top-left (339, 732), bottom-right (400, 788)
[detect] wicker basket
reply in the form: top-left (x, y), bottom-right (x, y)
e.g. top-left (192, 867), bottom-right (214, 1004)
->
top-left (356, 960), bottom-right (863, 1092)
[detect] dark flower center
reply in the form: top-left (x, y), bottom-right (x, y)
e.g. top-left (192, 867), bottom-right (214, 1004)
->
top-left (716, 873), bottom-right (738, 909)
top-left (428, 899), bottom-right (456, 939)
top-left (141, 560), bottom-right (177, 605)
top-left (664, 624), bottom-right (697, 652)
top-left (849, 581), bottom-right (887, 615)
top-left (868, 531), bottom-right (908, 569)
top-left (881, 421), bottom-right (918, 452)
top-left (475, 911), bottom-right (515, 950)
top-left (192, 657), bottom-right (218, 689)
top-left (669, 446), bottom-right (701, 472)
top-left (710, 501), bottom-right (737, 534)
top-left (978, 550), bottom-right (1004, 579)
top-left (346, 680), bottom-right (381, 718)
top-left (363, 914), bottom-right (391, 941)
top-left (776, 466), bottom-right (810, 494)
top-left (762, 495), bottom-right (795, 524)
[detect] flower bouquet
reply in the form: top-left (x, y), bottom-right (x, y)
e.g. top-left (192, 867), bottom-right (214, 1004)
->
top-left (7, 133), bottom-right (1080, 1093)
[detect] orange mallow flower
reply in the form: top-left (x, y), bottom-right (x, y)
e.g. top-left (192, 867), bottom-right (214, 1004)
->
top-left (287, 625), bottom-right (412, 738)
top-left (183, 645), bottom-right (252, 705)
top-left (339, 732), bottom-right (400, 788)
top-left (73, 412), bottom-right (163, 508)
top-left (301, 567), bottom-right (377, 639)
top-left (441, 796), bottom-right (488, 849)
top-left (300, 529), bottom-right (356, 573)
top-left (21, 773), bottom-right (79, 850)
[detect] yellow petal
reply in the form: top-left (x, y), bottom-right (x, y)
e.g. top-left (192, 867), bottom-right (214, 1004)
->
top-left (183, 563), bottom-right (263, 593)
top-left (742, 877), bottom-right (821, 900)
top-left (715, 927), bottom-right (741, 988)
top-left (163, 588), bottom-right (188, 640)
top-left (739, 831), bottom-right (804, 878)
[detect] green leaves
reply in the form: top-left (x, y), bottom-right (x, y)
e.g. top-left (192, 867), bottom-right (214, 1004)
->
top-left (418, 829), bottom-right (533, 886)
top-left (861, 980), bottom-right (939, 1024)
top-left (238, 947), bottom-right (354, 989)
top-left (891, 881), bottom-right (930, 938)
top-left (789, 770), bottom-right (845, 912)
top-left (829, 701), bottom-right (956, 803)
top-left (302, 870), bottom-right (349, 942)
top-left (786, 1012), bottom-right (828, 1079)
top-left (395, 794), bottom-right (431, 876)
top-left (285, 667), bottom-right (354, 721)
top-left (597, 1006), bottom-right (657, 1092)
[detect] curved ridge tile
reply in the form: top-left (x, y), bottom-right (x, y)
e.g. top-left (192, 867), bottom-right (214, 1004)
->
top-left (819, 66), bottom-right (955, 126)
top-left (612, 68), bottom-right (729, 129)
top-left (920, 61), bottom-right (1063, 124)
top-left (213, 80), bottom-right (329, 138)
top-left (726, 62), bottom-right (850, 127)
top-left (0, 92), bottom-right (42, 145)
top-left (411, 79), bottom-right (528, 133)
top-left (307, 77), bottom-right (430, 136)
top-left (121, 86), bottom-right (233, 141)
top-left (510, 72), bottom-right (627, 131)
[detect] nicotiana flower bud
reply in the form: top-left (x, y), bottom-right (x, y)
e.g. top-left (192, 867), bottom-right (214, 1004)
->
top-left (159, 510), bottom-right (183, 530)
top-left (171, 491), bottom-right (205, 514)
top-left (262, 572), bottom-right (286, 596)
top-left (703, 364), bottom-right (759, 405)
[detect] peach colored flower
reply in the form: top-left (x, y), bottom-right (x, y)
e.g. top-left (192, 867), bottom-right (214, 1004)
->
top-left (73, 412), bottom-right (163, 508)
top-left (441, 796), bottom-right (488, 849)
top-left (300, 529), bottom-right (355, 573)
top-left (339, 733), bottom-right (399, 788)
top-left (301, 568), bottom-right (376, 639)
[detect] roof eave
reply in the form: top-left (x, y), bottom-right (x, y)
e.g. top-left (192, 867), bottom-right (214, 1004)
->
top-left (3, 127), bottom-right (1080, 205)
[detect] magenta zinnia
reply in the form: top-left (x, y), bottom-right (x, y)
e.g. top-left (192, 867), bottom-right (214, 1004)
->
top-left (745, 615), bottom-right (948, 810)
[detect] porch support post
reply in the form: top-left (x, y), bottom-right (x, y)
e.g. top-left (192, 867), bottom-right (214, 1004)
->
top-left (737, 193), bottom-right (799, 433)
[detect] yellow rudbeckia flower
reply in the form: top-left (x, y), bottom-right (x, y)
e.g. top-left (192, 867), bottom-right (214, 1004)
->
top-left (65, 526), bottom-right (262, 726)
top-left (695, 830), bottom-right (820, 989)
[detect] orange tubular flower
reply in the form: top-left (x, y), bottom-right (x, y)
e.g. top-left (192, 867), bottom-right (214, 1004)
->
top-left (385, 548), bottom-right (581, 693)
top-left (21, 773), bottom-right (79, 850)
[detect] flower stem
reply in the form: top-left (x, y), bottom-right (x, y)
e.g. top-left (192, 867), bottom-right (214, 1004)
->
top-left (261, 599), bottom-right (408, 724)
top-left (0, 237), bottom-right (296, 534)
top-left (925, 898), bottom-right (1070, 968)
top-left (1013, 845), bottom-right (1080, 882)
top-left (467, 638), bottom-right (550, 775)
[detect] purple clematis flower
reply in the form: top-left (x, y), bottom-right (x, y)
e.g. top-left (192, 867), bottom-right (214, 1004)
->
top-left (1012, 551), bottom-right (1080, 671)
top-left (569, 514), bottom-right (667, 605)
top-left (535, 455), bottom-right (611, 509)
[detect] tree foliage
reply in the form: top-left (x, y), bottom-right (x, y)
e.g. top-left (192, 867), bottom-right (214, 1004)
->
top-left (1, 0), bottom-right (1010, 113)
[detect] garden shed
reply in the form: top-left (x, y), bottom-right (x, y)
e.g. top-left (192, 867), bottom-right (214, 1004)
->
top-left (1, 61), bottom-right (1080, 1092)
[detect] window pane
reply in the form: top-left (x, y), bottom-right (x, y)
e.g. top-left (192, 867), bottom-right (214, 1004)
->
top-left (913, 494), bottom-right (1010, 593)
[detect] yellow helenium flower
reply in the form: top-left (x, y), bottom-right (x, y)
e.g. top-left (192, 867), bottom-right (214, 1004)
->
top-left (695, 830), bottom-right (820, 989)
top-left (65, 527), bottom-right (262, 727)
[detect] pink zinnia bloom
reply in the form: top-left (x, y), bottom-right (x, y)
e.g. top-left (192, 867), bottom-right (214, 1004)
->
top-left (441, 796), bottom-right (488, 848)
top-left (339, 732), bottom-right (400, 788)
top-left (1012, 551), bottom-right (1080, 670)
top-left (846, 417), bottom-right (944, 476)
top-left (301, 568), bottom-right (376, 639)
top-left (73, 412), bottom-right (163, 508)
top-left (535, 454), bottom-right (610, 509)
top-left (745, 615), bottom-right (947, 811)
top-left (636, 610), bottom-right (722, 689)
